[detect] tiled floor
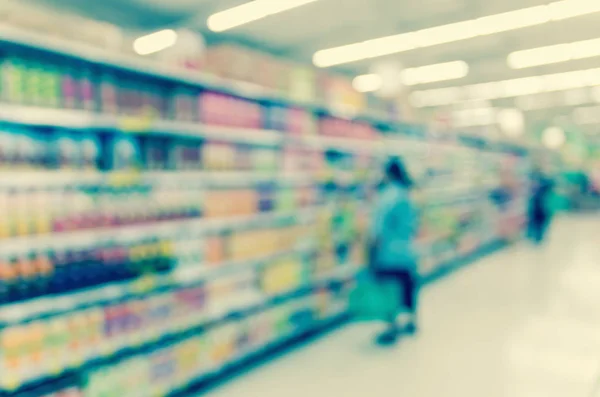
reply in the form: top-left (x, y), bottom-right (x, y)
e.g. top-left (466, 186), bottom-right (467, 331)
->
top-left (205, 215), bottom-right (600, 397)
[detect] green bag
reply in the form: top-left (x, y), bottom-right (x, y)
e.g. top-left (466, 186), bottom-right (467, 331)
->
top-left (349, 271), bottom-right (400, 322)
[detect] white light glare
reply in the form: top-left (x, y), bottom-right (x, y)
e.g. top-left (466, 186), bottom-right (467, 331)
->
top-left (542, 126), bottom-right (566, 149)
top-left (497, 108), bottom-right (525, 136)
top-left (133, 29), bottom-right (178, 55)
top-left (352, 74), bottom-right (383, 93)
top-left (401, 61), bottom-right (469, 86)
top-left (508, 37), bottom-right (600, 69)
top-left (411, 67), bottom-right (600, 107)
top-left (208, 0), bottom-right (318, 32)
top-left (313, 0), bottom-right (600, 67)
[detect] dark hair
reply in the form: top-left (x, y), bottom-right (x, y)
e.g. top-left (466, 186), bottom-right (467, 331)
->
top-left (386, 158), bottom-right (414, 188)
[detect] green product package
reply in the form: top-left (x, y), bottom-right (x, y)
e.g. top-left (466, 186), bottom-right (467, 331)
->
top-left (277, 188), bottom-right (295, 211)
top-left (349, 272), bottom-right (400, 322)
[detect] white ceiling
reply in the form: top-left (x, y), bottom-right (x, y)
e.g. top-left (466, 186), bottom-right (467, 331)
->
top-left (28, 0), bottom-right (600, 73)
top-left (24, 0), bottom-right (600, 132)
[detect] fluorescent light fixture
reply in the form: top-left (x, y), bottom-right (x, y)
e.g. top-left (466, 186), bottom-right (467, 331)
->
top-left (313, 0), bottom-right (600, 67)
top-left (475, 5), bottom-right (550, 36)
top-left (352, 74), bottom-right (383, 92)
top-left (208, 0), bottom-right (318, 32)
top-left (412, 67), bottom-right (600, 107)
top-left (542, 126), bottom-right (566, 148)
top-left (133, 29), bottom-right (178, 55)
top-left (549, 0), bottom-right (600, 20)
top-left (401, 61), bottom-right (469, 86)
top-left (508, 37), bottom-right (600, 69)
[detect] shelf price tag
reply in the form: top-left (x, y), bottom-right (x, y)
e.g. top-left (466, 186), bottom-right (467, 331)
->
top-left (107, 170), bottom-right (142, 187)
top-left (118, 107), bottom-right (157, 134)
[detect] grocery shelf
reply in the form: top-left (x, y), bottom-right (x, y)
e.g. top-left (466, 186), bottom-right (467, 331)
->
top-left (172, 311), bottom-right (349, 397)
top-left (172, 244), bottom-right (318, 286)
top-left (0, 170), bottom-right (314, 188)
top-left (0, 206), bottom-right (318, 254)
top-left (0, 104), bottom-right (526, 155)
top-left (292, 134), bottom-right (380, 154)
top-left (0, 104), bottom-right (284, 146)
top-left (0, 243), bottom-right (320, 324)
top-left (0, 266), bottom-right (357, 395)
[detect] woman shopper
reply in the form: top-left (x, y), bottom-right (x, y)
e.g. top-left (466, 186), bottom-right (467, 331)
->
top-left (369, 158), bottom-right (419, 345)
top-left (528, 168), bottom-right (555, 244)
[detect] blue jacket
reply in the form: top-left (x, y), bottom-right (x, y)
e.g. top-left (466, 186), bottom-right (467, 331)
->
top-left (369, 183), bottom-right (419, 271)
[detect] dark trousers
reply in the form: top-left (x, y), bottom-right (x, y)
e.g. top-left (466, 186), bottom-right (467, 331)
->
top-left (374, 269), bottom-right (417, 313)
top-left (529, 214), bottom-right (550, 243)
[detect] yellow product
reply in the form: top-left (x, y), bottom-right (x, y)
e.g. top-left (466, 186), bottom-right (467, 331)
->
top-left (262, 257), bottom-right (302, 294)
top-left (14, 197), bottom-right (31, 236)
top-left (27, 322), bottom-right (45, 377)
top-left (159, 240), bottom-right (174, 259)
top-left (0, 325), bottom-right (26, 389)
top-left (197, 333), bottom-right (213, 373)
top-left (175, 339), bottom-right (200, 384)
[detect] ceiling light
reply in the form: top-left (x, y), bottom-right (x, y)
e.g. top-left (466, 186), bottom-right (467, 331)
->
top-left (548, 0), bottom-right (600, 20)
top-left (508, 37), bottom-right (600, 69)
top-left (415, 21), bottom-right (477, 47)
top-left (412, 67), bottom-right (600, 107)
top-left (208, 0), bottom-right (318, 32)
top-left (371, 61), bottom-right (405, 98)
top-left (508, 44), bottom-right (571, 69)
top-left (542, 126), bottom-right (566, 149)
top-left (352, 74), bottom-right (383, 93)
top-left (313, 0), bottom-right (600, 67)
top-left (133, 29), bottom-right (178, 55)
top-left (475, 6), bottom-right (550, 36)
top-left (401, 61), bottom-right (469, 86)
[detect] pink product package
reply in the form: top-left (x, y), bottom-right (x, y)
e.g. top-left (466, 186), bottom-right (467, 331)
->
top-left (62, 73), bottom-right (79, 109)
top-left (287, 108), bottom-right (306, 134)
top-left (320, 117), bottom-right (349, 137)
top-left (199, 92), bottom-right (222, 126)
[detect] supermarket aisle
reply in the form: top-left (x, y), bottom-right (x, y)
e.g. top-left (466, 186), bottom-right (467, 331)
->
top-left (204, 215), bottom-right (600, 397)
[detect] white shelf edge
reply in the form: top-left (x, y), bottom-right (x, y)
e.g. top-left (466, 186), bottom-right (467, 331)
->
top-left (0, 170), bottom-right (314, 187)
top-left (0, 206), bottom-right (318, 253)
